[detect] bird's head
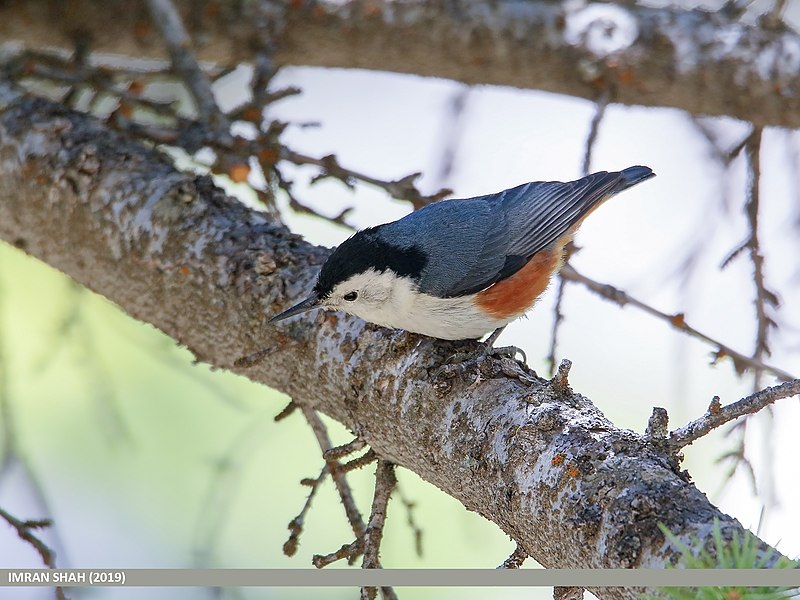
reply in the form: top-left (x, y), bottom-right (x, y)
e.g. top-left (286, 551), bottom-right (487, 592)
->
top-left (269, 228), bottom-right (427, 325)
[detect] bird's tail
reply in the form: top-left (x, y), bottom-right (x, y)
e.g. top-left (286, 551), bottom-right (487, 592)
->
top-left (615, 165), bottom-right (656, 192)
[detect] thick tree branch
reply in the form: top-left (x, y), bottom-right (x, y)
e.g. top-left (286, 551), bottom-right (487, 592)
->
top-left (2, 0), bottom-right (800, 128)
top-left (0, 93), bottom-right (792, 599)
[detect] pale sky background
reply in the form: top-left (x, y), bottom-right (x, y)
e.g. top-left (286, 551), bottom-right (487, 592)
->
top-left (1, 15), bottom-right (799, 600)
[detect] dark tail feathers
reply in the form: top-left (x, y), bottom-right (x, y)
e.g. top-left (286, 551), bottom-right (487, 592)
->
top-left (617, 165), bottom-right (655, 191)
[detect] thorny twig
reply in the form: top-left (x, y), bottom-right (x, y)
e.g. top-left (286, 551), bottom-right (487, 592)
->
top-left (668, 379), bottom-right (800, 450)
top-left (560, 264), bottom-right (795, 382)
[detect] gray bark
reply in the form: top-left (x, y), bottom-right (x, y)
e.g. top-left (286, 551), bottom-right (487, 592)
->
top-left (1, 0), bottom-right (800, 128)
top-left (0, 90), bottom-right (786, 599)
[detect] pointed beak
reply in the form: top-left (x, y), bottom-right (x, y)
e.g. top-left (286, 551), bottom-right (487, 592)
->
top-left (269, 292), bottom-right (321, 323)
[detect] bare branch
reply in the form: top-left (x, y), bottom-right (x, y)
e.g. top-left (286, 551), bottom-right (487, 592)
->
top-left (283, 466), bottom-right (327, 557)
top-left (312, 538), bottom-right (363, 569)
top-left (323, 437), bottom-right (367, 461)
top-left (668, 379), bottom-right (800, 450)
top-left (282, 150), bottom-right (452, 210)
top-left (300, 405), bottom-right (366, 540)
top-left (546, 276), bottom-right (567, 378)
top-left (144, 0), bottom-right (229, 135)
top-left (582, 93), bottom-right (609, 176)
top-left (395, 482), bottom-right (423, 558)
top-left (341, 449), bottom-right (378, 473)
top-left (560, 264), bottom-right (795, 382)
top-left (0, 507), bottom-right (65, 600)
top-left (361, 460), bottom-right (398, 600)
top-left (4, 0), bottom-right (800, 128)
top-left (742, 128), bottom-right (776, 389)
top-left (274, 400), bottom-right (297, 423)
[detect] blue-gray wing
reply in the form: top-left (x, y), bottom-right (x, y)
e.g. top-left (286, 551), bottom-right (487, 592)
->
top-left (376, 167), bottom-right (654, 298)
top-left (374, 197), bottom-right (508, 297)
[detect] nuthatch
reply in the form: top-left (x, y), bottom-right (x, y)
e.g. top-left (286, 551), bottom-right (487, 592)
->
top-left (271, 166), bottom-right (655, 341)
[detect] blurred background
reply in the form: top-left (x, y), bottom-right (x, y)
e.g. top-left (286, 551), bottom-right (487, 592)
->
top-left (1, 1), bottom-right (800, 599)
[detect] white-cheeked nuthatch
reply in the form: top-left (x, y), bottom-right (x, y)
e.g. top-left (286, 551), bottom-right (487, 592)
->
top-left (271, 166), bottom-right (655, 341)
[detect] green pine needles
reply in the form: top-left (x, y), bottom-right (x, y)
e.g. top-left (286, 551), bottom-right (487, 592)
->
top-left (649, 519), bottom-right (799, 600)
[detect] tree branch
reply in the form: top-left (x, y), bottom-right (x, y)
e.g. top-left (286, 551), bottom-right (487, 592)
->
top-left (668, 380), bottom-right (800, 451)
top-left (3, 0), bottom-right (800, 127)
top-left (0, 91), bottom-right (791, 600)
top-left (560, 264), bottom-right (795, 382)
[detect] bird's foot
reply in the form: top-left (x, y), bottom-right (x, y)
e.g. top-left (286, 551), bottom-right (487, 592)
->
top-left (434, 327), bottom-right (526, 379)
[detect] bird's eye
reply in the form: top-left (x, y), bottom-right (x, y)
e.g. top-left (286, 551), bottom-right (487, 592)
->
top-left (343, 291), bottom-right (358, 302)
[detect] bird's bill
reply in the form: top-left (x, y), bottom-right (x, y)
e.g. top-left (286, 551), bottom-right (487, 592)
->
top-left (269, 293), bottom-right (321, 323)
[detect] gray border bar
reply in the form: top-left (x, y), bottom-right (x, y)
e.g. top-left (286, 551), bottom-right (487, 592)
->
top-left (2, 569), bottom-right (800, 587)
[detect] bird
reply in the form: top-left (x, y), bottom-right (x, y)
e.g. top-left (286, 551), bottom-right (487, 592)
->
top-left (270, 166), bottom-right (655, 341)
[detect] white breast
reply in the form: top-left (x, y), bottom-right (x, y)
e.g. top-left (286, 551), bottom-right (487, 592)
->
top-left (333, 271), bottom-right (512, 340)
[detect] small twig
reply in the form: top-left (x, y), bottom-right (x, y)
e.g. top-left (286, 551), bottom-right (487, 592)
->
top-left (546, 242), bottom-right (578, 377)
top-left (742, 127), bottom-right (776, 391)
top-left (312, 538), bottom-right (363, 569)
top-left (273, 400), bottom-right (297, 422)
top-left (145, 0), bottom-right (230, 136)
top-left (283, 466), bottom-right (327, 557)
top-left (362, 461), bottom-right (396, 569)
top-left (551, 359), bottom-right (572, 396)
top-left (434, 86), bottom-right (470, 185)
top-left (300, 405), bottom-right (366, 540)
top-left (582, 92), bottom-right (609, 176)
top-left (645, 407), bottom-right (669, 440)
top-left (283, 149), bottom-right (451, 210)
top-left (323, 437), bottom-right (367, 461)
top-left (717, 420), bottom-right (758, 495)
top-left (0, 508), bottom-right (56, 567)
top-left (396, 481), bottom-right (424, 558)
top-left (342, 449), bottom-right (378, 473)
top-left (0, 507), bottom-right (66, 599)
top-left (546, 275), bottom-right (567, 378)
top-left (497, 544), bottom-right (528, 569)
top-left (361, 460), bottom-right (398, 600)
top-left (668, 379), bottom-right (800, 450)
top-left (561, 264), bottom-right (795, 382)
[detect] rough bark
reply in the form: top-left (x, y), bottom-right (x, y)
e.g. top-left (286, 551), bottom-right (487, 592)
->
top-left (1, 0), bottom-right (800, 128)
top-left (0, 90), bottom-right (788, 599)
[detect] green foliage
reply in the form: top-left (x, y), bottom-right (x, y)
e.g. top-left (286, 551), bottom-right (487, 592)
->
top-left (648, 519), bottom-right (799, 600)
